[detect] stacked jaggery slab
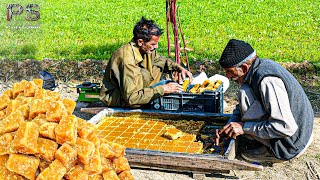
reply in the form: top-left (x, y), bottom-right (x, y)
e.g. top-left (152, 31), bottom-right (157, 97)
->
top-left (0, 79), bottom-right (134, 180)
top-left (96, 117), bottom-right (204, 154)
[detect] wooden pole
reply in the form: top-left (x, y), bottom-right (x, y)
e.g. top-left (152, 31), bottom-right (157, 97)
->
top-left (172, 0), bottom-right (180, 66)
top-left (166, 0), bottom-right (171, 58)
top-left (170, 0), bottom-right (181, 83)
top-left (178, 15), bottom-right (190, 72)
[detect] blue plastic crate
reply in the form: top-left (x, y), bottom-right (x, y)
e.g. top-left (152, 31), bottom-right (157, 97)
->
top-left (151, 84), bottom-right (224, 113)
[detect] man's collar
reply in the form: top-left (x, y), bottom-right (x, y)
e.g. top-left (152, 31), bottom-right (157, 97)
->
top-left (129, 42), bottom-right (143, 64)
top-left (244, 57), bottom-right (260, 84)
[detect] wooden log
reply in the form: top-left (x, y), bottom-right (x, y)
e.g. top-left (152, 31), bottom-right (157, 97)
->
top-left (125, 149), bottom-right (263, 173)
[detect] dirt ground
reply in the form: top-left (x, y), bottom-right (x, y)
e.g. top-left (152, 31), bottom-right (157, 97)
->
top-left (0, 60), bottom-right (319, 180)
top-left (232, 117), bottom-right (320, 180)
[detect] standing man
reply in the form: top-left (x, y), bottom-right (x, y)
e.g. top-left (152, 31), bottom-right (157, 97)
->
top-left (100, 17), bottom-right (192, 108)
top-left (218, 39), bottom-right (314, 163)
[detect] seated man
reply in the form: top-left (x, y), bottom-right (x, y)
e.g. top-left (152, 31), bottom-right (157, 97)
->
top-left (218, 39), bottom-right (314, 163)
top-left (100, 17), bottom-right (192, 108)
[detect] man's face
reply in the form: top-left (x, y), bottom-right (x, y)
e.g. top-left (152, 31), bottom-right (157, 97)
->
top-left (224, 66), bottom-right (246, 85)
top-left (139, 35), bottom-right (160, 54)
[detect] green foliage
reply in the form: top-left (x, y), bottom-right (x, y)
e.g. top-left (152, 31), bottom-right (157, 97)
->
top-left (0, 0), bottom-right (319, 63)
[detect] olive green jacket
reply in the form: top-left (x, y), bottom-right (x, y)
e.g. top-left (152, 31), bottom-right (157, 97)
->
top-left (100, 42), bottom-right (180, 108)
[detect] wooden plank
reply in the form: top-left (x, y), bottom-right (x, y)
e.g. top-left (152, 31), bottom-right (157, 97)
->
top-left (80, 107), bottom-right (105, 114)
top-left (125, 149), bottom-right (263, 172)
top-left (81, 107), bottom-right (231, 122)
top-left (131, 165), bottom-right (230, 174)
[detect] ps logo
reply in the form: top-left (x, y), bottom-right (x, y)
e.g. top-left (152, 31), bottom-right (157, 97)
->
top-left (6, 4), bottom-right (40, 21)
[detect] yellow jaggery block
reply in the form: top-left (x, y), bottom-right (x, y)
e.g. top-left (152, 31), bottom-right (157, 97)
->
top-left (182, 79), bottom-right (190, 92)
top-left (0, 167), bottom-right (25, 180)
top-left (55, 115), bottom-right (77, 145)
top-left (213, 84), bottom-right (220, 89)
top-left (105, 141), bottom-right (125, 158)
top-left (0, 110), bottom-right (25, 135)
top-left (16, 94), bottom-right (33, 104)
top-left (99, 141), bottom-right (116, 159)
top-left (179, 134), bottom-right (197, 142)
top-left (75, 138), bottom-right (95, 165)
top-left (84, 132), bottom-right (100, 149)
top-left (24, 81), bottom-right (37, 97)
top-left (205, 80), bottom-right (215, 88)
top-left (101, 157), bottom-right (114, 172)
top-left (46, 100), bottom-right (66, 122)
top-left (0, 94), bottom-right (10, 111)
top-left (6, 99), bottom-right (20, 115)
top-left (77, 118), bottom-right (95, 139)
top-left (45, 90), bottom-right (60, 101)
top-left (205, 86), bottom-right (217, 91)
top-left (66, 165), bottom-right (89, 180)
top-left (36, 159), bottom-right (66, 180)
top-left (37, 138), bottom-right (58, 162)
top-left (62, 98), bottom-right (76, 115)
top-left (12, 80), bottom-right (28, 98)
top-left (0, 110), bottom-right (6, 120)
top-left (118, 170), bottom-right (135, 180)
top-left (0, 155), bottom-right (9, 170)
top-left (17, 103), bottom-right (30, 120)
top-left (88, 174), bottom-right (103, 180)
top-left (200, 79), bottom-right (210, 88)
top-left (0, 133), bottom-right (14, 155)
top-left (29, 99), bottom-right (47, 119)
top-left (55, 143), bottom-right (77, 168)
top-left (84, 148), bottom-right (102, 175)
top-left (34, 88), bottom-right (46, 99)
top-left (32, 114), bottom-right (47, 124)
top-left (197, 87), bottom-right (206, 93)
top-left (39, 122), bottom-right (57, 140)
top-left (32, 79), bottom-right (43, 89)
top-left (11, 121), bottom-right (39, 155)
top-left (215, 80), bottom-right (222, 86)
top-left (186, 141), bottom-right (204, 154)
top-left (162, 127), bottom-right (183, 140)
top-left (34, 113), bottom-right (47, 119)
top-left (0, 156), bottom-right (23, 180)
top-left (3, 89), bottom-right (13, 99)
top-left (113, 156), bottom-right (131, 174)
top-left (102, 170), bottom-right (119, 180)
top-left (189, 84), bottom-right (200, 94)
top-left (6, 153), bottom-right (40, 180)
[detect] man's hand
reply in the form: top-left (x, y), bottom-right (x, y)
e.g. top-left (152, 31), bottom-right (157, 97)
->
top-left (219, 122), bottom-right (244, 139)
top-left (162, 82), bottom-right (183, 94)
top-left (178, 66), bottom-right (193, 82)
